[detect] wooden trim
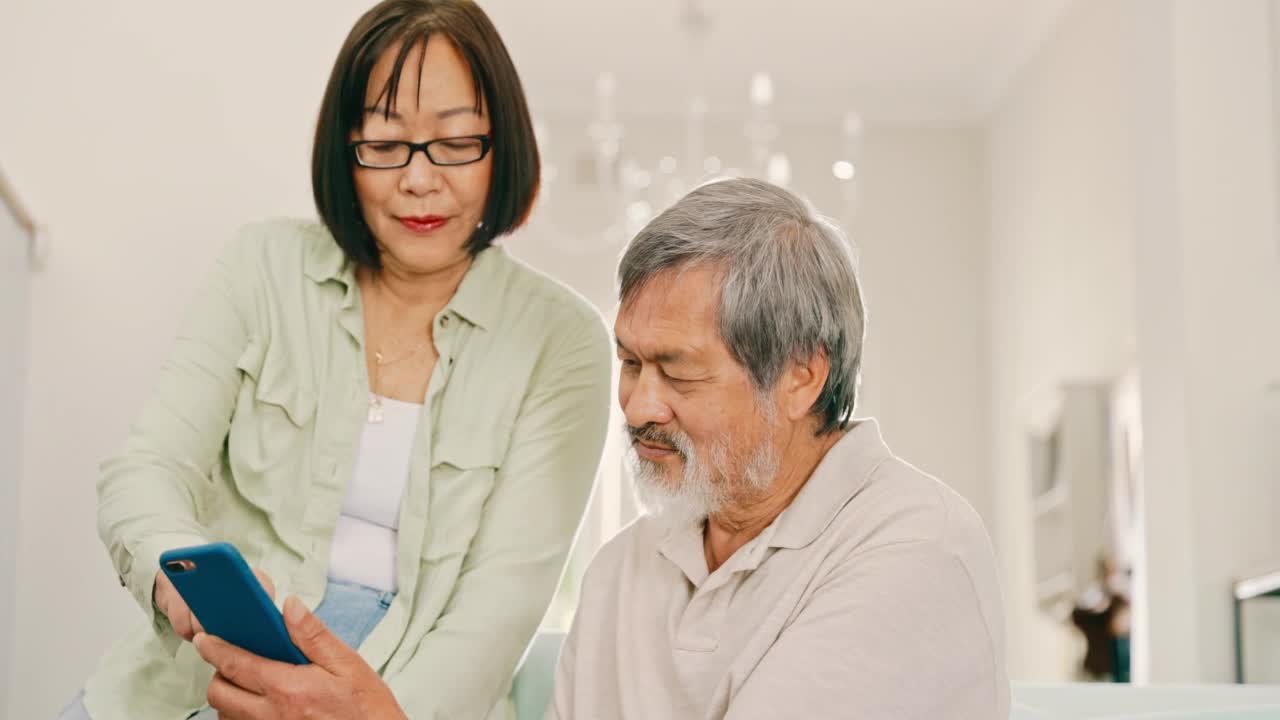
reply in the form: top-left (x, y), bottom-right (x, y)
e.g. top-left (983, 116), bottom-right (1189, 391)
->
top-left (0, 166), bottom-right (36, 237)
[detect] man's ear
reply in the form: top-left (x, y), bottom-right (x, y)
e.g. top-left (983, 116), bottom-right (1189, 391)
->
top-left (778, 349), bottom-right (830, 422)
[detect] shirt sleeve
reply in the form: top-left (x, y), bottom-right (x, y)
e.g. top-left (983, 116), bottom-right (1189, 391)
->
top-left (723, 539), bottom-right (1009, 720)
top-left (544, 574), bottom-right (585, 720)
top-left (96, 230), bottom-right (258, 656)
top-left (387, 313), bottom-right (613, 719)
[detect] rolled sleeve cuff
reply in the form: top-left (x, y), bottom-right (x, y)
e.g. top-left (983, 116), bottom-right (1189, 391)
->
top-left (126, 532), bottom-right (209, 657)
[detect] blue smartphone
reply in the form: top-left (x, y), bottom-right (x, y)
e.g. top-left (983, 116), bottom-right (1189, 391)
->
top-left (159, 542), bottom-right (309, 664)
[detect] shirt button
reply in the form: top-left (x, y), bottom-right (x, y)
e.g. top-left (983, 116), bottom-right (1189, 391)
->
top-left (439, 315), bottom-right (450, 328)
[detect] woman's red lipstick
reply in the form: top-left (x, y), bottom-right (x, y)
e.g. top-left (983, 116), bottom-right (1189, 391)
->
top-left (399, 215), bottom-right (448, 233)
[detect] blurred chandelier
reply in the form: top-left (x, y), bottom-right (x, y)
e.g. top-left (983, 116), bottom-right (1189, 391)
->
top-left (534, 0), bottom-right (864, 247)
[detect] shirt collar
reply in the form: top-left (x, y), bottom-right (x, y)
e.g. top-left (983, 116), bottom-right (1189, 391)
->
top-left (657, 521), bottom-right (711, 588)
top-left (303, 232), bottom-right (508, 331)
top-left (442, 243), bottom-right (505, 331)
top-left (303, 229), bottom-right (351, 286)
top-left (654, 418), bottom-right (892, 584)
top-left (767, 418), bottom-right (891, 550)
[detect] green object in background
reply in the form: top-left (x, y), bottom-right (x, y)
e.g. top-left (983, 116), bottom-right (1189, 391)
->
top-left (511, 632), bottom-right (565, 720)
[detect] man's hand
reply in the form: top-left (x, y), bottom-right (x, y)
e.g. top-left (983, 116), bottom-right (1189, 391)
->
top-left (193, 595), bottom-right (407, 720)
top-left (155, 567), bottom-right (276, 642)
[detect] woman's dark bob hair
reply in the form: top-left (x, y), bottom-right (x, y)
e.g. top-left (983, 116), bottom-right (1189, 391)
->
top-left (312, 0), bottom-right (540, 267)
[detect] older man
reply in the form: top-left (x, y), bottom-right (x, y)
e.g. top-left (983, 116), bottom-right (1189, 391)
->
top-left (547, 178), bottom-right (1008, 719)
top-left (192, 178), bottom-right (1007, 720)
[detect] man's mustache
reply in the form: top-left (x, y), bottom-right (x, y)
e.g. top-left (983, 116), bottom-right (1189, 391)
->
top-left (626, 423), bottom-right (687, 457)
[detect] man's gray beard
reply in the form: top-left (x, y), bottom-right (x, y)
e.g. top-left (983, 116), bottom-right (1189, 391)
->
top-left (627, 422), bottom-right (780, 529)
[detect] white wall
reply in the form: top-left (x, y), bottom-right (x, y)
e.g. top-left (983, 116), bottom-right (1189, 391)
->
top-left (984, 0), bottom-right (1139, 681)
top-left (985, 0), bottom-right (1280, 683)
top-left (0, 4), bottom-right (990, 719)
top-left (1131, 0), bottom-right (1280, 683)
top-left (849, 127), bottom-right (991, 520)
top-left (0, 193), bottom-right (32, 715)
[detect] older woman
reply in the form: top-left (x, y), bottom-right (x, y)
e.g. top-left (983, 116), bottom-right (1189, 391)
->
top-left (60, 1), bottom-right (612, 718)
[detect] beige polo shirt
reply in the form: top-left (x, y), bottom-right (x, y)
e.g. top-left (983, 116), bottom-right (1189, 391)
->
top-left (549, 419), bottom-right (1009, 719)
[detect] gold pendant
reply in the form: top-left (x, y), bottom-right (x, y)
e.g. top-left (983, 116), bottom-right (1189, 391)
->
top-left (369, 349), bottom-right (385, 423)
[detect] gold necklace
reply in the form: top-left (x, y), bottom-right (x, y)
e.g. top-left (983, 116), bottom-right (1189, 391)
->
top-left (367, 343), bottom-right (426, 424)
top-left (366, 282), bottom-right (429, 424)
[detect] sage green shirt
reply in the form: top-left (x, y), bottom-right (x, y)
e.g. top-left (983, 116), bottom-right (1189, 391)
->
top-left (86, 218), bottom-right (613, 720)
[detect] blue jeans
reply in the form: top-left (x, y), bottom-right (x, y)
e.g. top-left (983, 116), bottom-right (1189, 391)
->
top-left (58, 578), bottom-right (394, 719)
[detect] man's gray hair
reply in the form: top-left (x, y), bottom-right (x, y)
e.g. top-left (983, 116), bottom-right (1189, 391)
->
top-left (618, 177), bottom-right (866, 435)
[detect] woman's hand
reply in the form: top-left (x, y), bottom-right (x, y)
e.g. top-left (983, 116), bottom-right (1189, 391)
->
top-left (195, 596), bottom-right (407, 720)
top-left (154, 567), bottom-right (276, 642)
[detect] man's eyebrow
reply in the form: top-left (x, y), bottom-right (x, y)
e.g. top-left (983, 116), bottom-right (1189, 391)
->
top-left (614, 338), bottom-right (685, 363)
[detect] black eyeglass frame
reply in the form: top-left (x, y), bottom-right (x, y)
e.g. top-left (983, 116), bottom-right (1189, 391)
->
top-left (348, 133), bottom-right (494, 168)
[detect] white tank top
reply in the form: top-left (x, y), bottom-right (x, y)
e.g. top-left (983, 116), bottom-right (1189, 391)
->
top-left (326, 393), bottom-right (421, 592)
